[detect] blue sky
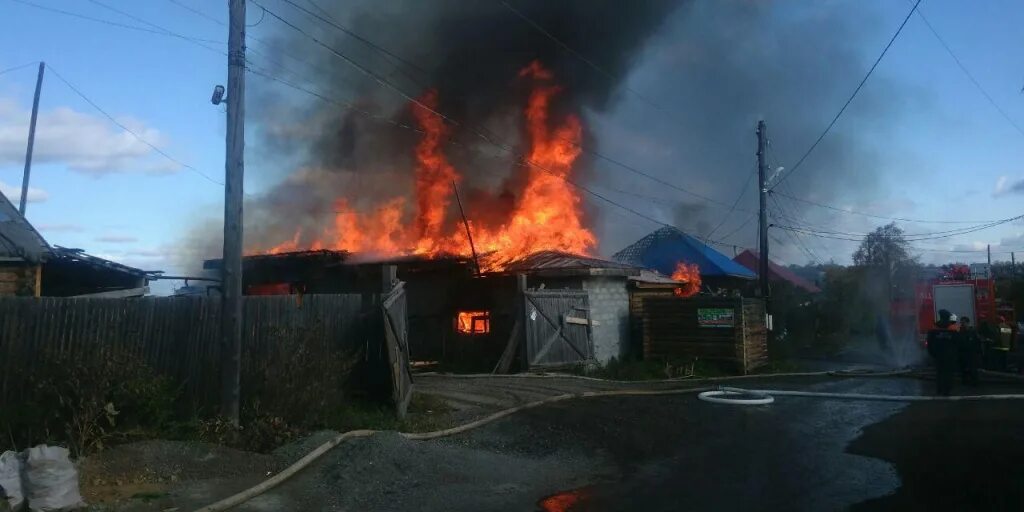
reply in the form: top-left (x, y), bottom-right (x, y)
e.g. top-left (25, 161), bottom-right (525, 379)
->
top-left (1, 0), bottom-right (1023, 294)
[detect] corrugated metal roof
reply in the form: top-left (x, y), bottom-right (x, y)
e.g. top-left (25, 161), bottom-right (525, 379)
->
top-left (504, 250), bottom-right (640, 273)
top-left (612, 226), bottom-right (756, 279)
top-left (0, 189), bottom-right (50, 263)
top-left (733, 250), bottom-right (821, 293)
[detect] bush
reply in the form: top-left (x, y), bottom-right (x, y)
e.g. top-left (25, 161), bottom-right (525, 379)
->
top-left (3, 352), bottom-right (179, 456)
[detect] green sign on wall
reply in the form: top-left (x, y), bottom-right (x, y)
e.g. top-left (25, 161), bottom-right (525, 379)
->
top-left (697, 308), bottom-right (734, 328)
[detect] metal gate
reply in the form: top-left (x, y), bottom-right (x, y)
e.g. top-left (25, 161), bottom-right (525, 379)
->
top-left (523, 290), bottom-right (595, 368)
top-left (382, 283), bottom-right (413, 418)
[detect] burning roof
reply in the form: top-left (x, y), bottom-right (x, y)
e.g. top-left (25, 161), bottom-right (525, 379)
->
top-left (251, 62), bottom-right (596, 272)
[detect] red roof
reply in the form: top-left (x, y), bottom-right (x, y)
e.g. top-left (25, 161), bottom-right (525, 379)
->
top-left (733, 250), bottom-right (821, 293)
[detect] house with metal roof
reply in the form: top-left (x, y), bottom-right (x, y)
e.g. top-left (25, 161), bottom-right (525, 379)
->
top-left (612, 227), bottom-right (756, 291)
top-left (0, 191), bottom-right (154, 297)
top-left (732, 250), bottom-right (821, 294)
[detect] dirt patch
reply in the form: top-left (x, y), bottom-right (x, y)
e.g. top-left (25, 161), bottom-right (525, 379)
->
top-left (79, 439), bottom-right (278, 509)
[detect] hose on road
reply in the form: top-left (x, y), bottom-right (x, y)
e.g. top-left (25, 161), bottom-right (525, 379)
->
top-left (191, 366), bottom-right (1013, 511)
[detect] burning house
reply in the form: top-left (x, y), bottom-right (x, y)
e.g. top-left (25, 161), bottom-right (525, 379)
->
top-left (612, 227), bottom-right (756, 293)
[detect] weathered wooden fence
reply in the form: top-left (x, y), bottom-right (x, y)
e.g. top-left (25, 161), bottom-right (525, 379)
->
top-left (0, 294), bottom-right (373, 413)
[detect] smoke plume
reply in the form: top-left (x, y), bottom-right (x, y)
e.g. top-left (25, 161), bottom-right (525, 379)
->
top-left (188, 0), bottom-right (912, 266)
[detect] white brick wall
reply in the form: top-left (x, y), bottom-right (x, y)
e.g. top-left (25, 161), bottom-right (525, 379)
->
top-left (583, 277), bottom-right (630, 364)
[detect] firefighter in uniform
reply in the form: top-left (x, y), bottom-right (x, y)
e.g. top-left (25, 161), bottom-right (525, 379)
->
top-left (958, 316), bottom-right (981, 385)
top-left (927, 309), bottom-right (960, 396)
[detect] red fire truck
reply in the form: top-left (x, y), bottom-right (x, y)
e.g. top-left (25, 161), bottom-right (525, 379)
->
top-left (891, 265), bottom-right (998, 346)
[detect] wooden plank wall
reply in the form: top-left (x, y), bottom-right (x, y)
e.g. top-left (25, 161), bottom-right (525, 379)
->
top-left (641, 296), bottom-right (769, 373)
top-left (0, 294), bottom-right (366, 412)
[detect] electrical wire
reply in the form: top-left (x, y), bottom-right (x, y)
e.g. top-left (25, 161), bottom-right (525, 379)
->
top-left (45, 65), bottom-right (224, 186)
top-left (0, 61), bottom-right (39, 77)
top-left (913, 3), bottom-right (1024, 138)
top-left (772, 0), bottom-right (921, 188)
top-left (253, 0), bottom-right (747, 213)
top-left (770, 189), bottom-right (1000, 224)
top-left (496, 0), bottom-right (663, 112)
top-left (7, 0), bottom-right (225, 46)
top-left (249, 64), bottom-right (741, 248)
top-left (705, 163), bottom-right (757, 242)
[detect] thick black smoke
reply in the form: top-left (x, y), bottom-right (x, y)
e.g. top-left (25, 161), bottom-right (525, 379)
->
top-left (191, 0), bottom-right (913, 265)
top-left (239, 0), bottom-right (683, 251)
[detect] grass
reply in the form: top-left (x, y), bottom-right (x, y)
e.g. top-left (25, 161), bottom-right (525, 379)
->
top-left (324, 393), bottom-right (454, 433)
top-left (130, 491), bottom-right (168, 503)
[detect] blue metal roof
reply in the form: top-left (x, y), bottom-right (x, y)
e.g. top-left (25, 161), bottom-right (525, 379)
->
top-left (612, 227), bottom-right (756, 279)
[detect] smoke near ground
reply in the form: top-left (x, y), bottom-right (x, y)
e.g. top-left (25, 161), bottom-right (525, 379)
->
top-left (183, 0), bottom-right (914, 265)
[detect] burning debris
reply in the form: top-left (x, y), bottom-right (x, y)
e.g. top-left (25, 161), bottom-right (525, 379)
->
top-left (671, 261), bottom-right (701, 297)
top-left (256, 61), bottom-right (596, 271)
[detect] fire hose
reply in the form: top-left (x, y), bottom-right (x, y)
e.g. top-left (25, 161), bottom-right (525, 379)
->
top-left (192, 367), bottom-right (1023, 511)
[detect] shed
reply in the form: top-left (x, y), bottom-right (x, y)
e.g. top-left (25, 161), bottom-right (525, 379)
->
top-left (612, 227), bottom-right (755, 291)
top-left (732, 250), bottom-right (821, 293)
top-left (504, 251), bottom-right (655, 365)
top-left (640, 295), bottom-right (768, 373)
top-left (0, 190), bottom-right (153, 297)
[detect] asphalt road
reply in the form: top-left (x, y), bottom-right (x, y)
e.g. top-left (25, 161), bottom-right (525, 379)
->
top-left (213, 372), bottom-right (1024, 511)
top-left (505, 376), bottom-right (1024, 512)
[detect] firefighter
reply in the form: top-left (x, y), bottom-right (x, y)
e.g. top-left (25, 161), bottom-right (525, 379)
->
top-left (958, 316), bottom-right (981, 386)
top-left (927, 309), bottom-right (960, 396)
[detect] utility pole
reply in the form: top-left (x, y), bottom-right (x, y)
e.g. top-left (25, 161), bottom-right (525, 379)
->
top-left (756, 120), bottom-right (770, 302)
top-left (19, 62), bottom-right (44, 216)
top-left (987, 244), bottom-right (992, 268)
top-left (1012, 252), bottom-right (1016, 275)
top-left (220, 0), bottom-right (246, 425)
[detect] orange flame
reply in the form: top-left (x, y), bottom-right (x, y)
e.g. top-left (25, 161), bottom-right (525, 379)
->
top-left (257, 61), bottom-right (596, 270)
top-left (672, 262), bottom-right (702, 297)
top-left (456, 311), bottom-right (490, 334)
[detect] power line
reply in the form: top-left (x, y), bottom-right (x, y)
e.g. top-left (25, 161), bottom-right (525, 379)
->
top-left (705, 163), bottom-right (757, 241)
top-left (913, 4), bottom-right (1024, 138)
top-left (253, 0), bottom-right (749, 214)
top-left (84, 0), bottom-right (226, 57)
top-left (250, 0), bottom-right (458, 126)
top-left (770, 189), bottom-right (999, 224)
top-left (772, 0), bottom-right (921, 188)
top-left (46, 65), bottom-right (223, 186)
top-left (775, 212), bottom-right (1024, 242)
top-left (249, 64), bottom-right (741, 249)
top-left (496, 0), bottom-right (662, 112)
top-left (0, 61), bottom-right (39, 77)
top-left (8, 0), bottom-right (225, 46)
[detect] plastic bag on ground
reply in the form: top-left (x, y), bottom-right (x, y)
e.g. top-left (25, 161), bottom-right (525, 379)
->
top-left (0, 450), bottom-right (24, 511)
top-left (23, 446), bottom-right (84, 511)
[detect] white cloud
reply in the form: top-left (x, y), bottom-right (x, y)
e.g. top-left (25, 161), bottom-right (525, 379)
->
top-left (0, 98), bottom-right (181, 175)
top-left (993, 175), bottom-right (1024, 197)
top-left (95, 234), bottom-right (138, 244)
top-left (37, 222), bottom-right (85, 232)
top-left (0, 180), bottom-right (47, 203)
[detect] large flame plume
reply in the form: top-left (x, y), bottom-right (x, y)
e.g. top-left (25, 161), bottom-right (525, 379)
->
top-left (262, 61), bottom-right (596, 270)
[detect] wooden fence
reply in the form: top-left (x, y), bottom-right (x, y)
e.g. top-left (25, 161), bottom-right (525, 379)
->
top-left (641, 296), bottom-right (768, 374)
top-left (0, 294), bottom-right (373, 413)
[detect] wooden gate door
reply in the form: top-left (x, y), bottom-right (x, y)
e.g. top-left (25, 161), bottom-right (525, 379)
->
top-left (382, 283), bottom-right (413, 418)
top-left (523, 290), bottom-right (595, 369)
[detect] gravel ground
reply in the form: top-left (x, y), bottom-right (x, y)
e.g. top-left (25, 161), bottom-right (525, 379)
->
top-left (231, 430), bottom-right (606, 512)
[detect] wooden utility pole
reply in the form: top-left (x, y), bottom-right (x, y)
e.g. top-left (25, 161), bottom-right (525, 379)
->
top-left (452, 180), bottom-right (480, 274)
top-left (220, 0), bottom-right (246, 424)
top-left (19, 62), bottom-right (44, 216)
top-left (987, 244), bottom-right (992, 267)
top-left (1012, 252), bottom-right (1016, 275)
top-left (756, 120), bottom-right (770, 301)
